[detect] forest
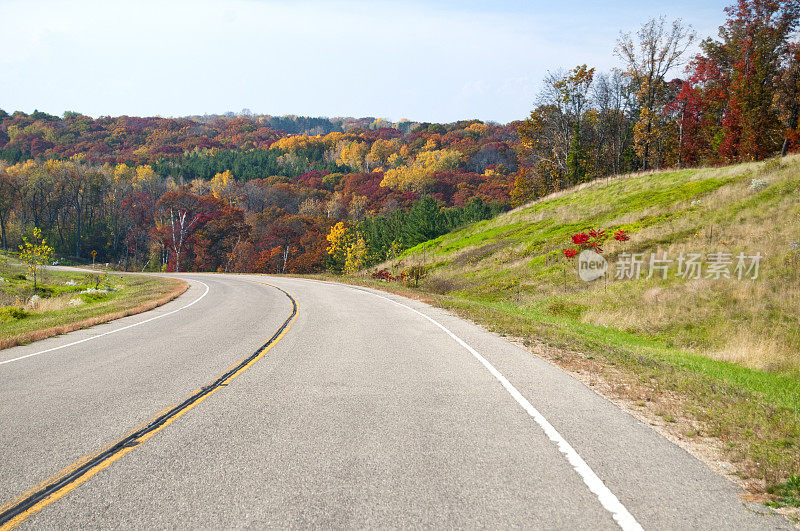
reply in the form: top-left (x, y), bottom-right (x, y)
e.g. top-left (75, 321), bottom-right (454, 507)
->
top-left (0, 0), bottom-right (798, 274)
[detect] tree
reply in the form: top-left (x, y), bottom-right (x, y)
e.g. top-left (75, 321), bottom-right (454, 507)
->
top-left (325, 221), bottom-right (354, 274)
top-left (380, 149), bottom-right (461, 192)
top-left (156, 188), bottom-right (206, 272)
top-left (616, 17), bottom-right (695, 169)
top-left (592, 70), bottom-right (636, 175)
top-left (510, 171), bottom-right (538, 207)
top-left (775, 42), bottom-right (800, 155)
top-left (674, 0), bottom-right (800, 162)
top-left (192, 198), bottom-right (248, 272)
top-left (516, 103), bottom-right (570, 194)
top-left (344, 236), bottom-right (369, 273)
top-left (556, 65), bottom-right (596, 183)
top-left (401, 196), bottom-right (442, 246)
top-left (348, 195), bottom-right (368, 221)
top-left (19, 227), bottom-right (54, 288)
top-left (109, 163), bottom-right (134, 257)
top-left (0, 165), bottom-right (18, 250)
top-left (710, 0), bottom-right (800, 159)
top-left (209, 170), bottom-right (239, 206)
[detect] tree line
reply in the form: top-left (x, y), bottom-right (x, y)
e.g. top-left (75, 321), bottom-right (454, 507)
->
top-left (512, 0), bottom-right (800, 203)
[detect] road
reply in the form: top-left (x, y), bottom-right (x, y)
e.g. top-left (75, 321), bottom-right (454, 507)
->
top-left (0, 273), bottom-right (789, 529)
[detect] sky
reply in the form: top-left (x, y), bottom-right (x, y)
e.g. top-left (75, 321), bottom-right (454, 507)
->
top-left (0, 0), bottom-right (732, 124)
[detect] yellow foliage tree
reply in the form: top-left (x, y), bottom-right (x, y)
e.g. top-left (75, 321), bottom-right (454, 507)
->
top-left (337, 141), bottom-right (369, 172)
top-left (423, 137), bottom-right (439, 151)
top-left (386, 152), bottom-right (404, 169)
top-left (210, 170), bottom-right (238, 205)
top-left (366, 139), bottom-right (398, 169)
top-left (18, 227), bottom-right (54, 289)
top-left (326, 221), bottom-right (353, 274)
top-left (134, 165), bottom-right (157, 187)
top-left (326, 222), bottom-right (371, 274)
top-left (380, 149), bottom-right (461, 192)
top-left (114, 163), bottom-right (134, 182)
top-left (272, 134), bottom-right (323, 152)
top-left (344, 236), bottom-right (369, 273)
top-left (468, 122), bottom-right (489, 136)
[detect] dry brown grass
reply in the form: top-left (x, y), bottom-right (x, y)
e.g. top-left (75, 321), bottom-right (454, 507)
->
top-left (25, 295), bottom-right (76, 313)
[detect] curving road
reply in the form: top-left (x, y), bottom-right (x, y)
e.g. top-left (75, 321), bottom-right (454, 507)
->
top-left (0, 274), bottom-right (789, 529)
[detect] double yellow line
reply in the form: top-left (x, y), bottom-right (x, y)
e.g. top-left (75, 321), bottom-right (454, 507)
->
top-left (0, 282), bottom-right (297, 529)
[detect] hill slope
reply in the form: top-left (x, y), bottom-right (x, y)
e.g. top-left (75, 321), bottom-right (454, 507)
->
top-left (359, 156), bottom-right (800, 507)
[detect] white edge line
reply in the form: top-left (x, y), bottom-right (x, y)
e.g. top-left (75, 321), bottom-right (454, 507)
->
top-left (357, 287), bottom-right (643, 531)
top-left (0, 280), bottom-right (210, 367)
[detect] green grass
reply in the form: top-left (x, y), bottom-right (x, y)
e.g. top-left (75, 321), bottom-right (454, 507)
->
top-left (767, 475), bottom-right (800, 508)
top-left (0, 255), bottom-right (185, 348)
top-left (456, 298), bottom-right (800, 413)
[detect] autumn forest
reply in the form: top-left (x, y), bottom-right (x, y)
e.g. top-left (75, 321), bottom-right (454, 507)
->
top-left (1, 0), bottom-right (798, 275)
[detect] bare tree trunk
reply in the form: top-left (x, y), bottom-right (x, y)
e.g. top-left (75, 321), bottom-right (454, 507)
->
top-left (0, 210), bottom-right (6, 250)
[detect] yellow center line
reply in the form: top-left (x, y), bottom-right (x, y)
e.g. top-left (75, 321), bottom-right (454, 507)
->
top-left (0, 281), bottom-right (297, 530)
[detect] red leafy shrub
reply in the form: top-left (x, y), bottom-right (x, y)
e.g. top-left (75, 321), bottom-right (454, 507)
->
top-left (563, 227), bottom-right (626, 257)
top-left (571, 233), bottom-right (590, 246)
top-left (372, 269), bottom-right (393, 281)
top-left (614, 229), bottom-right (629, 241)
top-left (371, 268), bottom-right (412, 284)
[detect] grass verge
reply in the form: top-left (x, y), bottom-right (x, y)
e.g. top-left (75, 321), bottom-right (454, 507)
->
top-left (0, 260), bottom-right (187, 350)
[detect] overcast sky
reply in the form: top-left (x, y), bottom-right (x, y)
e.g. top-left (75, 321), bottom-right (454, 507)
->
top-left (0, 0), bottom-right (731, 123)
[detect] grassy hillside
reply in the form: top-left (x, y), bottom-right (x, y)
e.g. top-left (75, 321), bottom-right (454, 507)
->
top-left (358, 156), bottom-right (800, 508)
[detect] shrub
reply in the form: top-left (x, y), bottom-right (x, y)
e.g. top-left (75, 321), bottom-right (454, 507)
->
top-left (371, 269), bottom-right (393, 281)
top-left (0, 307), bottom-right (28, 322)
top-left (79, 288), bottom-right (109, 303)
top-left (563, 227), bottom-right (619, 257)
top-left (403, 265), bottom-right (427, 287)
top-left (370, 268), bottom-right (410, 284)
top-left (33, 286), bottom-right (54, 298)
top-left (86, 272), bottom-right (107, 289)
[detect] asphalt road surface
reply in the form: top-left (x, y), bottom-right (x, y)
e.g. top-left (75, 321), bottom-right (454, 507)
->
top-left (0, 274), bottom-right (790, 529)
